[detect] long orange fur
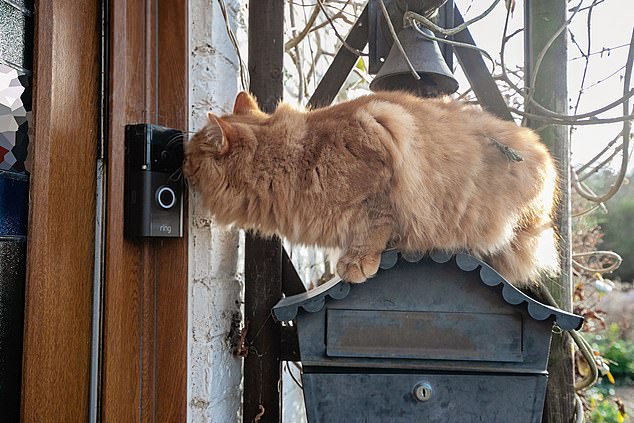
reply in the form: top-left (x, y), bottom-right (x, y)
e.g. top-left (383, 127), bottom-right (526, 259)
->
top-left (183, 91), bottom-right (559, 287)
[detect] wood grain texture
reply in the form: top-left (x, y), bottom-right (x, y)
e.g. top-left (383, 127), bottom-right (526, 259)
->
top-left (101, 1), bottom-right (146, 420)
top-left (101, 0), bottom-right (188, 421)
top-left (524, 2), bottom-right (574, 422)
top-left (155, 0), bottom-right (188, 420)
top-left (244, 2), bottom-right (285, 422)
top-left (21, 0), bottom-right (100, 420)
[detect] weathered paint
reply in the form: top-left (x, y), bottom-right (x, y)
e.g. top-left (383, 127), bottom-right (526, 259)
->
top-left (188, 0), bottom-right (248, 421)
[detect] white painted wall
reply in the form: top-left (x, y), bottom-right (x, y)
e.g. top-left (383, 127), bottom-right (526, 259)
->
top-left (188, 1), bottom-right (248, 421)
top-left (187, 2), bottom-right (356, 420)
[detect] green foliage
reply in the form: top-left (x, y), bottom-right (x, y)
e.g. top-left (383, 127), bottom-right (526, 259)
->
top-left (588, 386), bottom-right (625, 423)
top-left (591, 324), bottom-right (634, 383)
top-left (603, 338), bottom-right (634, 382)
top-left (600, 194), bottom-right (634, 282)
top-left (584, 324), bottom-right (632, 422)
top-left (579, 170), bottom-right (634, 282)
top-left (574, 169), bottom-right (634, 420)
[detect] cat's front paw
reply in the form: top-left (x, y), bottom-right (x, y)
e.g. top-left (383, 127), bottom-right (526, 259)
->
top-left (336, 252), bottom-right (381, 283)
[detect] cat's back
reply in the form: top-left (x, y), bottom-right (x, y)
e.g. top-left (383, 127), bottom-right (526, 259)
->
top-left (353, 91), bottom-right (551, 171)
top-left (340, 92), bottom-right (556, 251)
top-left (304, 92), bottom-right (552, 189)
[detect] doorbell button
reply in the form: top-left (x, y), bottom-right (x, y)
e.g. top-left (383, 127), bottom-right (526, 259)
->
top-left (156, 186), bottom-right (176, 209)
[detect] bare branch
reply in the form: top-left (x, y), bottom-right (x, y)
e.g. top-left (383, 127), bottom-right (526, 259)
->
top-left (571, 28), bottom-right (633, 204)
top-left (315, 0), bottom-right (365, 56)
top-left (576, 131), bottom-right (623, 174)
top-left (285, 2), bottom-right (321, 52)
top-left (404, 0), bottom-right (503, 37)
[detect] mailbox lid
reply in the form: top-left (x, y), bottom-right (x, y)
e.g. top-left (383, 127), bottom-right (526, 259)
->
top-left (326, 309), bottom-right (524, 363)
top-left (277, 252), bottom-right (583, 373)
top-left (299, 307), bottom-right (552, 373)
top-left (302, 372), bottom-right (547, 423)
top-left (273, 252), bottom-right (583, 332)
top-left (294, 256), bottom-right (555, 373)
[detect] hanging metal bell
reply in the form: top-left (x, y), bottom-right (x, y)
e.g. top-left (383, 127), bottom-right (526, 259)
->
top-left (370, 26), bottom-right (458, 97)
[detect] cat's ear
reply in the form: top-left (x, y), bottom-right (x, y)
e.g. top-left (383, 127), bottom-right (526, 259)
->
top-left (233, 91), bottom-right (262, 115)
top-left (207, 112), bottom-right (233, 155)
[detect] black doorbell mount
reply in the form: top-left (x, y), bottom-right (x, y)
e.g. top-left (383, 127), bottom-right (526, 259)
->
top-left (124, 124), bottom-right (184, 238)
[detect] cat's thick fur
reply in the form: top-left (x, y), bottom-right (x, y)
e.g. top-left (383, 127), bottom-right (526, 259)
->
top-left (184, 91), bottom-right (559, 287)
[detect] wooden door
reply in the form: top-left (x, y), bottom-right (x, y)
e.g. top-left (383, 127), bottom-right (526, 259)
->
top-left (22, 1), bottom-right (100, 420)
top-left (22, 0), bottom-right (188, 421)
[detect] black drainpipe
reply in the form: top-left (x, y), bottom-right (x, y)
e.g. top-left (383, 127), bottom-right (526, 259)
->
top-left (0, 0), bottom-right (34, 421)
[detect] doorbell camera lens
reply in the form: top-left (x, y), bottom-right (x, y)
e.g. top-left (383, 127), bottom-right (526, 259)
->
top-left (156, 186), bottom-right (176, 209)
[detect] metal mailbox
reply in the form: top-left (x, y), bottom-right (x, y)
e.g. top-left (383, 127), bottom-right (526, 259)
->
top-left (274, 251), bottom-right (583, 423)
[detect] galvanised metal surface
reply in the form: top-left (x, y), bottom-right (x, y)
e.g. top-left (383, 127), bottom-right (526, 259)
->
top-left (325, 309), bottom-right (524, 363)
top-left (274, 251), bottom-right (583, 331)
top-left (273, 252), bottom-right (583, 422)
top-left (302, 373), bottom-right (547, 423)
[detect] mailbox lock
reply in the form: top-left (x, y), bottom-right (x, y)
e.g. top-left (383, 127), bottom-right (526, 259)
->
top-left (413, 382), bottom-right (433, 402)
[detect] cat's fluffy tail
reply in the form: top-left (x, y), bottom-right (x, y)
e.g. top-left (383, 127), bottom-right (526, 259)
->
top-left (485, 220), bottom-right (560, 288)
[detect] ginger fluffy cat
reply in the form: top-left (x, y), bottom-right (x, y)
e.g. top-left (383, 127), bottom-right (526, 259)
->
top-left (183, 91), bottom-right (559, 287)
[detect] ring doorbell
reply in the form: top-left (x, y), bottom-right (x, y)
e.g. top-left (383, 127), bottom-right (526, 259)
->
top-left (124, 124), bottom-right (184, 238)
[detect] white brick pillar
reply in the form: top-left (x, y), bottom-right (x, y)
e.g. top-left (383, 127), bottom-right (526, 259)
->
top-left (188, 1), bottom-right (248, 421)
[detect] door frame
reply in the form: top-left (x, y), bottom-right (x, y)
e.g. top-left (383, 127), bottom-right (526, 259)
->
top-left (22, 0), bottom-right (189, 420)
top-left (102, 0), bottom-right (188, 421)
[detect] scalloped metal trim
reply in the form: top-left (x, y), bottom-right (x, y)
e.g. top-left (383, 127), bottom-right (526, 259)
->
top-left (273, 251), bottom-right (583, 331)
top-left (439, 252), bottom-right (583, 331)
top-left (272, 276), bottom-right (350, 322)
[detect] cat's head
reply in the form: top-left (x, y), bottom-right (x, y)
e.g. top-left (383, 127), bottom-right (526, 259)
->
top-left (183, 92), bottom-right (267, 186)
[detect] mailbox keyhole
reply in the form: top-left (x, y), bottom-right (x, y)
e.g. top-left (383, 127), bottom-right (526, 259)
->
top-left (413, 382), bottom-right (433, 402)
